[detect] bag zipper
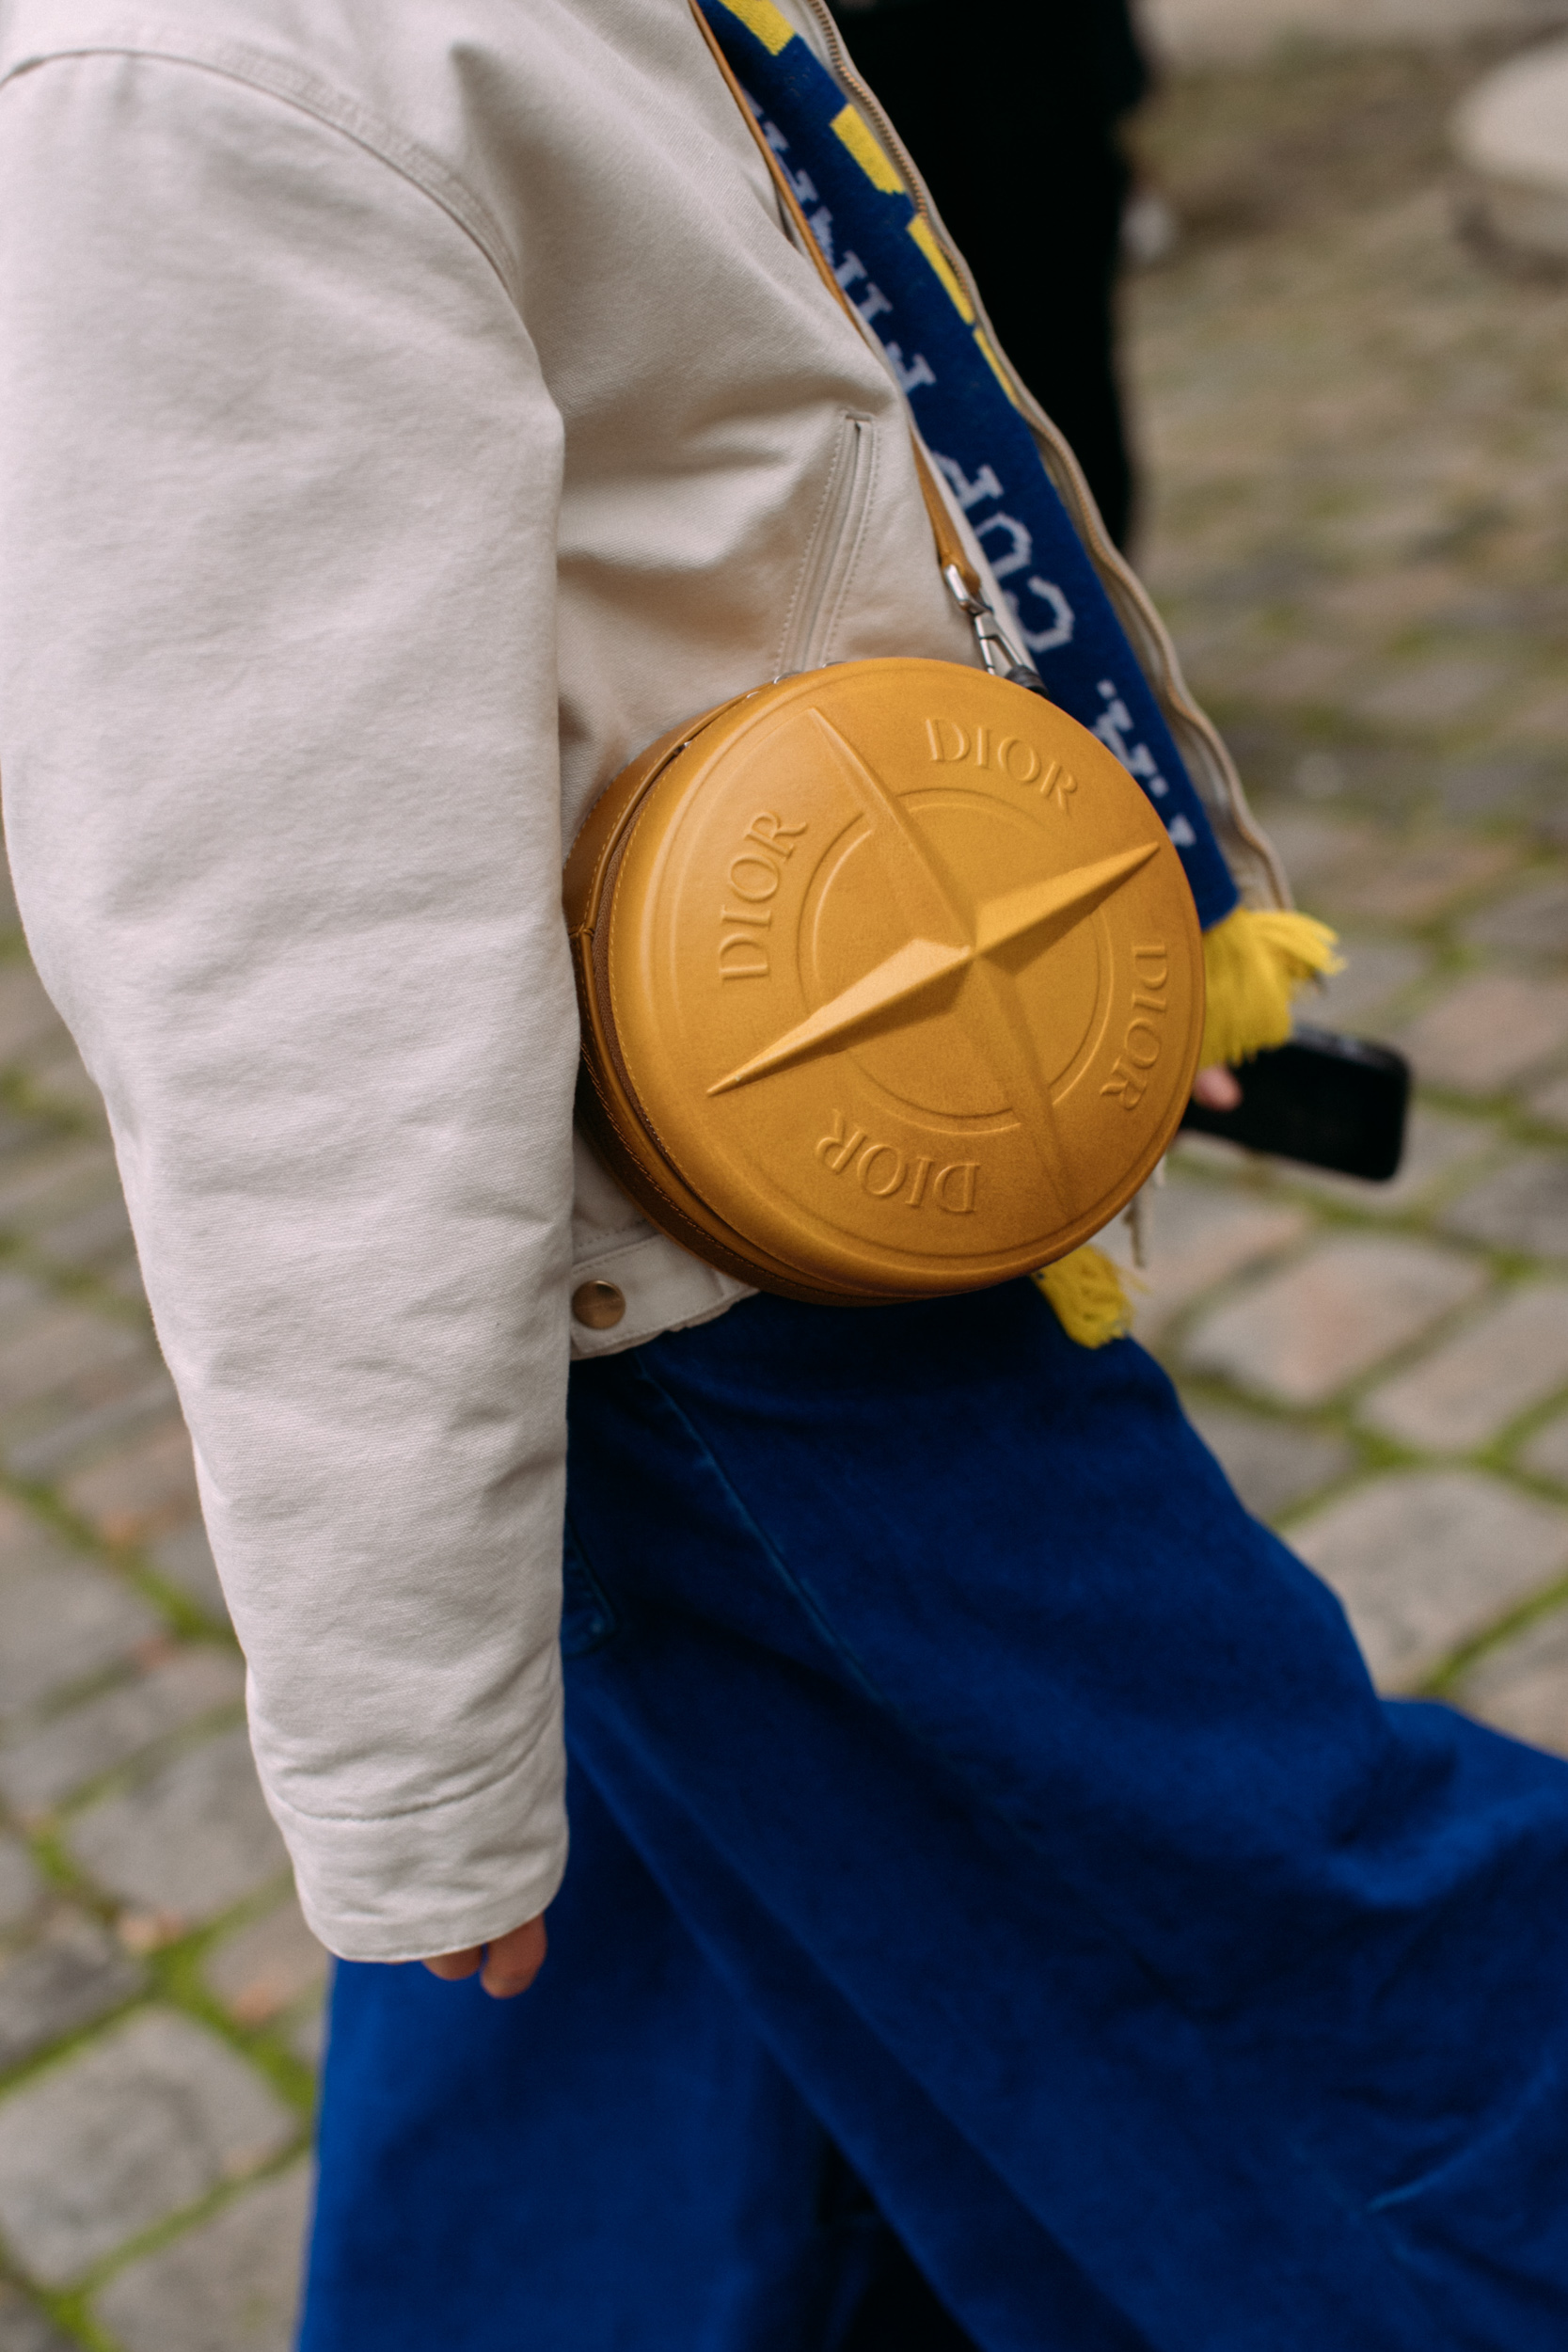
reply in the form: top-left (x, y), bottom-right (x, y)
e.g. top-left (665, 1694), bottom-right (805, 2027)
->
top-left (774, 409), bottom-right (875, 678)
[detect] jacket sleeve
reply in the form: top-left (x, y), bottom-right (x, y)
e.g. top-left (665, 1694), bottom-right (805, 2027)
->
top-left (0, 52), bottom-right (578, 1959)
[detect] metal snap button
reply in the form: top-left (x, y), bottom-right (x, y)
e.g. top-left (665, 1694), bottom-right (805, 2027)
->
top-left (572, 1279), bottom-right (626, 1331)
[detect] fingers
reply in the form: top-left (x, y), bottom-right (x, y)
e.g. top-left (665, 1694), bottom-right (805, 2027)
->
top-left (420, 1915), bottom-right (549, 1999)
top-left (482, 1916), bottom-right (548, 1999)
top-left (1192, 1064), bottom-right (1243, 1112)
top-left (422, 1946), bottom-right (484, 1982)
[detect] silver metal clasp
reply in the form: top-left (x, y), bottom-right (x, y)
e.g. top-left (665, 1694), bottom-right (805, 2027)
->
top-left (942, 563), bottom-right (1045, 692)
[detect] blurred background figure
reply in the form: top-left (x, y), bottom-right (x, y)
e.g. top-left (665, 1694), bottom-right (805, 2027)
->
top-left (828, 0), bottom-right (1151, 547)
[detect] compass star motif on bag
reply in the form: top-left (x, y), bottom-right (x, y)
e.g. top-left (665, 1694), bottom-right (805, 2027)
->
top-left (567, 660), bottom-right (1203, 1303)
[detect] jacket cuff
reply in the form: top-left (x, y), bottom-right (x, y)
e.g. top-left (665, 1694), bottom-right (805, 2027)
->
top-left (270, 1712), bottom-right (569, 1963)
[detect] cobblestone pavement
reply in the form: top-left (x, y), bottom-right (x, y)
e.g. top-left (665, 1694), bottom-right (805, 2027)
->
top-left (2, 31), bottom-right (1568, 2352)
top-left (0, 895), bottom-right (316, 2351)
top-left (1117, 40), bottom-right (1568, 1721)
top-left (1145, 0), bottom-right (1568, 71)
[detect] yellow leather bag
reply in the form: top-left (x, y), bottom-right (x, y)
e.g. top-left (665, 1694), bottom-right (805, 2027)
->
top-left (567, 660), bottom-right (1202, 1306)
top-left (563, 10), bottom-right (1205, 1307)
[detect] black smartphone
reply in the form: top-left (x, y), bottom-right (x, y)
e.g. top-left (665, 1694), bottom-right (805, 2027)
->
top-left (1180, 1025), bottom-right (1410, 1183)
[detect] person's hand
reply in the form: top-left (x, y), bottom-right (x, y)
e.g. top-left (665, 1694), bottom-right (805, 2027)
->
top-left (423, 1915), bottom-right (547, 2000)
top-left (1191, 1065), bottom-right (1242, 1113)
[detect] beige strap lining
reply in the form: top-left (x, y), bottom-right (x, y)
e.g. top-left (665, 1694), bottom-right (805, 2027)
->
top-left (688, 0), bottom-right (982, 600)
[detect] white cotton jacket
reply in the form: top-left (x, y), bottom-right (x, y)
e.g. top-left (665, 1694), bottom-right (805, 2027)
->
top-left (0, 0), bottom-right (1275, 1959)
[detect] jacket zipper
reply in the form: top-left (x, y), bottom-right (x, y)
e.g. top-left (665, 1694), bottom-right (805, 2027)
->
top-left (774, 409), bottom-right (874, 678)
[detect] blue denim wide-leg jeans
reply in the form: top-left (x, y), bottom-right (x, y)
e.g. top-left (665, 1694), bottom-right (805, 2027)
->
top-left (301, 1282), bottom-right (1568, 2352)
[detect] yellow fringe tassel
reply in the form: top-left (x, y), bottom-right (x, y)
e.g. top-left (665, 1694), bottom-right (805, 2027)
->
top-left (1033, 913), bottom-right (1339, 1348)
top-left (1032, 1246), bottom-right (1133, 1349)
top-left (1199, 906), bottom-right (1342, 1071)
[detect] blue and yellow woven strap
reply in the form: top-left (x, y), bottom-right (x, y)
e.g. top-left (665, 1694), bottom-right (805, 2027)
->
top-left (696, 0), bottom-right (1240, 930)
top-left (693, 1), bottom-right (1342, 1351)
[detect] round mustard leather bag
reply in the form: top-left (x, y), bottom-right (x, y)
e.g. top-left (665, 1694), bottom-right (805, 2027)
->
top-left (565, 658), bottom-right (1204, 1305)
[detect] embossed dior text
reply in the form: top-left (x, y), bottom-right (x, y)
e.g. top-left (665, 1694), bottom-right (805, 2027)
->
top-left (718, 811), bottom-right (806, 980)
top-left (815, 1111), bottom-right (978, 1213)
top-left (1101, 945), bottom-right (1170, 1110)
top-left (924, 717), bottom-right (1078, 811)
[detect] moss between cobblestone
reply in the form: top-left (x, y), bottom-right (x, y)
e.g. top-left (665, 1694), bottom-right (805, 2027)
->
top-left (1, 1473), bottom-right (219, 1649)
top-left (1419, 1568), bottom-right (1568, 1696)
top-left (32, 2142), bottom-right (312, 2352)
